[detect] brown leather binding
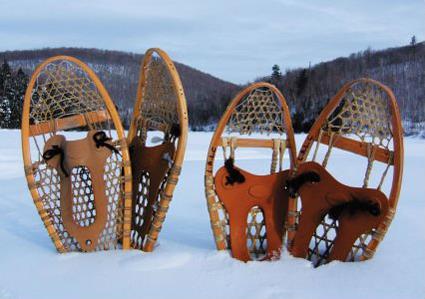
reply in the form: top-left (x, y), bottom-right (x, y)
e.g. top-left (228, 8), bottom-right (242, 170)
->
top-left (129, 136), bottom-right (175, 244)
top-left (289, 161), bottom-right (389, 262)
top-left (43, 131), bottom-right (114, 251)
top-left (214, 165), bottom-right (290, 262)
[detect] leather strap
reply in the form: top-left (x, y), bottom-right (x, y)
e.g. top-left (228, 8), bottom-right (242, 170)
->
top-left (129, 136), bottom-right (175, 245)
top-left (43, 131), bottom-right (114, 251)
top-left (287, 161), bottom-right (389, 262)
top-left (214, 163), bottom-right (290, 262)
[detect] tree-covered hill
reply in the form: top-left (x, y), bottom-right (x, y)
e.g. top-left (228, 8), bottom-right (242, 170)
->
top-left (264, 41), bottom-right (425, 134)
top-left (1, 42), bottom-right (424, 134)
top-left (0, 47), bottom-right (239, 129)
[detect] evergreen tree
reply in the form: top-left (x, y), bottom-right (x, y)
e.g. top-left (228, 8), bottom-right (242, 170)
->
top-left (271, 64), bottom-right (282, 84)
top-left (410, 35), bottom-right (417, 46)
top-left (0, 59), bottom-right (12, 89)
top-left (0, 60), bottom-right (13, 128)
top-left (9, 68), bottom-right (28, 128)
top-left (0, 61), bottom-right (29, 128)
top-left (295, 68), bottom-right (308, 96)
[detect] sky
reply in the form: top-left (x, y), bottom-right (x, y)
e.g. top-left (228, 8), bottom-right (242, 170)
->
top-left (0, 0), bottom-right (423, 84)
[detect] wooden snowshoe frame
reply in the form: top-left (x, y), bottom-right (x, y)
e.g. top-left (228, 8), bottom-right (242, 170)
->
top-left (21, 56), bottom-right (132, 252)
top-left (205, 82), bottom-right (297, 260)
top-left (127, 48), bottom-right (188, 252)
top-left (287, 78), bottom-right (404, 265)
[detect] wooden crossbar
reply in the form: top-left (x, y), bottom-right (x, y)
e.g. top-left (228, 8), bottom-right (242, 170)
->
top-left (29, 110), bottom-right (111, 136)
top-left (214, 137), bottom-right (275, 149)
top-left (320, 132), bottom-right (393, 164)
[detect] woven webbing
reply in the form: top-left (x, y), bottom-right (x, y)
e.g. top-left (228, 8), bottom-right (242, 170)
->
top-left (131, 53), bottom-right (182, 250)
top-left (207, 85), bottom-right (294, 259)
top-left (138, 57), bottom-right (178, 140)
top-left (326, 82), bottom-right (393, 146)
top-left (295, 81), bottom-right (397, 264)
top-left (28, 59), bottom-right (125, 251)
top-left (228, 87), bottom-right (287, 135)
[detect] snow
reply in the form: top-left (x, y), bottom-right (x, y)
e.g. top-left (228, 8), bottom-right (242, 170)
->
top-left (0, 130), bottom-right (424, 299)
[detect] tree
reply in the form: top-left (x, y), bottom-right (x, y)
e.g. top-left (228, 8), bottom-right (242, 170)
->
top-left (0, 61), bottom-right (29, 128)
top-left (295, 68), bottom-right (309, 96)
top-left (410, 35), bottom-right (417, 46)
top-left (0, 59), bottom-right (12, 89)
top-left (0, 59), bottom-right (13, 128)
top-left (271, 64), bottom-right (282, 83)
top-left (9, 68), bottom-right (28, 128)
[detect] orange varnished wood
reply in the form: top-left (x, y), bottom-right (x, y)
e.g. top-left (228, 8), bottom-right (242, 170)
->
top-left (215, 137), bottom-right (275, 149)
top-left (317, 132), bottom-right (393, 165)
top-left (296, 79), bottom-right (403, 210)
top-left (29, 110), bottom-right (111, 137)
top-left (204, 82), bottom-right (297, 254)
top-left (288, 78), bottom-right (403, 261)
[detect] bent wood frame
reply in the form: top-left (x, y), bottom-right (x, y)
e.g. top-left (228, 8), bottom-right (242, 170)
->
top-left (21, 56), bottom-right (132, 252)
top-left (287, 78), bottom-right (404, 261)
top-left (127, 48), bottom-right (188, 252)
top-left (205, 82), bottom-right (297, 251)
top-left (29, 110), bottom-right (111, 137)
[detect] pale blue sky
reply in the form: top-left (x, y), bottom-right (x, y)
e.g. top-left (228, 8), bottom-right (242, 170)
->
top-left (0, 0), bottom-right (423, 83)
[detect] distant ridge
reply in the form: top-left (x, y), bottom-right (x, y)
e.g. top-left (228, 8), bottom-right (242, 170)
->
top-left (1, 43), bottom-right (424, 133)
top-left (261, 42), bottom-right (425, 133)
top-left (0, 47), bottom-right (239, 128)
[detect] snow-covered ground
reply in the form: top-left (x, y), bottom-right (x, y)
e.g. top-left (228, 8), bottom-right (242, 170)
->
top-left (0, 130), bottom-right (424, 299)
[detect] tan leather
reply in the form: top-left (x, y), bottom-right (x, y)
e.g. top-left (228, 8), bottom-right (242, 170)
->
top-left (290, 161), bottom-right (389, 262)
top-left (129, 136), bottom-right (175, 243)
top-left (43, 131), bottom-right (114, 251)
top-left (214, 165), bottom-right (289, 262)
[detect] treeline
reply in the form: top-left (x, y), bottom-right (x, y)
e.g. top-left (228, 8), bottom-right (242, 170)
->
top-left (264, 40), bottom-right (425, 133)
top-left (0, 61), bottom-right (28, 128)
top-left (0, 47), bottom-right (239, 129)
top-left (0, 42), bottom-right (424, 133)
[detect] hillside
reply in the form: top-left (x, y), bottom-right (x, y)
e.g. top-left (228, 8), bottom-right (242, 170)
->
top-left (1, 43), bottom-right (424, 133)
top-left (0, 47), bottom-right (239, 128)
top-left (264, 42), bottom-right (425, 134)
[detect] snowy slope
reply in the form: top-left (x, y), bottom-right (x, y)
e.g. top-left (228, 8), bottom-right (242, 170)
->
top-left (0, 130), bottom-right (424, 299)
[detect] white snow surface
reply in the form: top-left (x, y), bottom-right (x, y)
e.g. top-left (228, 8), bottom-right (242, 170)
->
top-left (0, 130), bottom-right (424, 299)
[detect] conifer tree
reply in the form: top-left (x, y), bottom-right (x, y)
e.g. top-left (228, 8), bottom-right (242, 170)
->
top-left (271, 64), bottom-right (282, 83)
top-left (0, 61), bottom-right (29, 128)
top-left (410, 35), bottom-right (417, 46)
top-left (9, 68), bottom-right (28, 128)
top-left (296, 69), bottom-right (308, 96)
top-left (0, 60), bottom-right (13, 127)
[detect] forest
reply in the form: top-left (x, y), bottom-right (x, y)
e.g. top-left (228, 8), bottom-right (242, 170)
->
top-left (0, 41), bottom-right (424, 133)
top-left (0, 47), bottom-right (238, 129)
top-left (264, 39), bottom-right (425, 134)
